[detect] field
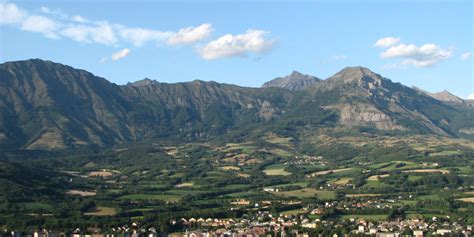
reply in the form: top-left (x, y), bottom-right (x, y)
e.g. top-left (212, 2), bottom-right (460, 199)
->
top-left (88, 170), bottom-right (114, 177)
top-left (345, 194), bottom-right (382, 197)
top-left (83, 207), bottom-right (117, 216)
top-left (367, 174), bottom-right (389, 181)
top-left (66, 190), bottom-right (96, 196)
top-left (308, 168), bottom-right (352, 177)
top-left (263, 164), bottom-right (292, 176)
top-left (457, 198), bottom-right (474, 203)
top-left (263, 168), bottom-right (291, 176)
top-left (119, 194), bottom-right (181, 202)
top-left (275, 188), bottom-right (335, 200)
top-left (402, 169), bottom-right (450, 174)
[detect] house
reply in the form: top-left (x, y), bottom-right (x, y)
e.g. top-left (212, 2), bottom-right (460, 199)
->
top-left (413, 230), bottom-right (423, 237)
top-left (301, 223), bottom-right (317, 229)
top-left (436, 229), bottom-right (451, 235)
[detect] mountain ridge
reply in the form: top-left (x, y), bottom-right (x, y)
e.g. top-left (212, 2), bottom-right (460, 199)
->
top-left (1, 59), bottom-right (473, 150)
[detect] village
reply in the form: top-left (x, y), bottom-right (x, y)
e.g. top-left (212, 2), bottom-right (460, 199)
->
top-left (3, 215), bottom-right (473, 237)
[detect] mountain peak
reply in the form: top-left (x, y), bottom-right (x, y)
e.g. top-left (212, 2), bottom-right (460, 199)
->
top-left (334, 66), bottom-right (379, 79)
top-left (129, 78), bottom-right (160, 87)
top-left (430, 90), bottom-right (464, 103)
top-left (262, 71), bottom-right (321, 91)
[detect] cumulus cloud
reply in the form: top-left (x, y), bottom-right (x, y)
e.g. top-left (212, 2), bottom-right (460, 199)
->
top-left (0, 1), bottom-right (26, 24)
top-left (1, 1), bottom-right (212, 48)
top-left (461, 52), bottom-right (472, 60)
top-left (375, 37), bottom-right (453, 68)
top-left (21, 15), bottom-right (59, 39)
top-left (167, 23), bottom-right (213, 45)
top-left (380, 43), bottom-right (453, 67)
top-left (71, 15), bottom-right (88, 23)
top-left (61, 22), bottom-right (118, 45)
top-left (468, 94), bottom-right (474, 100)
top-left (40, 6), bottom-right (67, 19)
top-left (118, 27), bottom-right (171, 47)
top-left (198, 30), bottom-right (276, 60)
top-left (2, 1), bottom-right (276, 60)
top-left (374, 37), bottom-right (400, 47)
top-left (111, 48), bottom-right (130, 61)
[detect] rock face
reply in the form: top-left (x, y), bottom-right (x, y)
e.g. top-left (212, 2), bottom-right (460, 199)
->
top-left (1, 59), bottom-right (473, 150)
top-left (262, 71), bottom-right (321, 91)
top-left (338, 104), bottom-right (405, 131)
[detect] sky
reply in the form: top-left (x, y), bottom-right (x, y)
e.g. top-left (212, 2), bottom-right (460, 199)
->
top-left (0, 0), bottom-right (473, 99)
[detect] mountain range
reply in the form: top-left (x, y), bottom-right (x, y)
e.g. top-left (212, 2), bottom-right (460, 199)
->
top-left (1, 59), bottom-right (473, 150)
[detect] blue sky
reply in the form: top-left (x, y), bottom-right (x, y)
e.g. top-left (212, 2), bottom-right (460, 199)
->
top-left (1, 0), bottom-right (473, 98)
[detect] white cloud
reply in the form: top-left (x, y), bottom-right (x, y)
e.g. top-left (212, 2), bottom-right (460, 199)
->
top-left (379, 43), bottom-right (453, 68)
top-left (468, 94), bottom-right (474, 100)
top-left (40, 6), bottom-right (67, 19)
top-left (0, 2), bottom-right (26, 24)
top-left (1, 1), bottom-right (211, 48)
top-left (461, 52), bottom-right (472, 60)
top-left (71, 15), bottom-right (88, 23)
top-left (111, 48), bottom-right (130, 61)
top-left (167, 23), bottom-right (213, 45)
top-left (21, 15), bottom-right (59, 39)
top-left (118, 27), bottom-right (171, 46)
top-left (198, 29), bottom-right (276, 60)
top-left (2, 2), bottom-right (275, 60)
top-left (61, 22), bottom-right (117, 45)
top-left (374, 37), bottom-right (400, 47)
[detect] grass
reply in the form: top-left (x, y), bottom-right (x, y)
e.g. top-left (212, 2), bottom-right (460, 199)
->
top-left (416, 194), bottom-right (439, 200)
top-left (345, 194), bottom-right (382, 197)
top-left (428, 150), bottom-right (461, 157)
top-left (280, 209), bottom-right (307, 215)
top-left (399, 200), bottom-right (418, 206)
top-left (83, 206), bottom-right (116, 216)
top-left (222, 184), bottom-right (251, 189)
top-left (402, 169), bottom-right (449, 174)
top-left (379, 161), bottom-right (423, 172)
top-left (119, 194), bottom-right (181, 202)
top-left (408, 176), bottom-right (423, 181)
top-left (143, 184), bottom-right (167, 189)
top-left (275, 188), bottom-right (335, 200)
top-left (331, 178), bottom-right (352, 185)
top-left (363, 180), bottom-right (390, 189)
top-left (263, 166), bottom-right (291, 176)
top-left (269, 182), bottom-right (308, 188)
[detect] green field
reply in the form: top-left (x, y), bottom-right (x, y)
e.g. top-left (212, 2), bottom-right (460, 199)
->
top-left (275, 188), bottom-right (335, 200)
top-left (119, 194), bottom-right (181, 202)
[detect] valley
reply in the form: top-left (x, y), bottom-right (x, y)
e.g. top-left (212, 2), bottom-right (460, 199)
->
top-left (0, 59), bottom-right (473, 236)
top-left (1, 133), bottom-right (474, 236)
